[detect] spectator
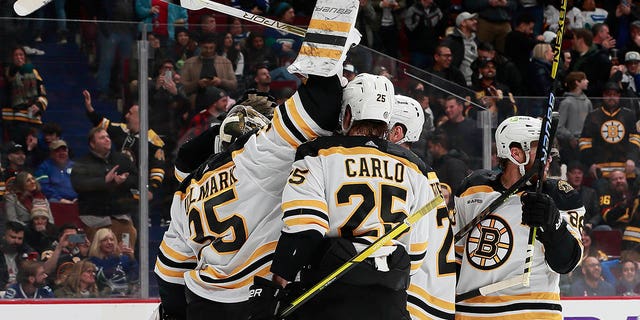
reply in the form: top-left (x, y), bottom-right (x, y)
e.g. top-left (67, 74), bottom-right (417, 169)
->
top-left (136, 0), bottom-right (188, 47)
top-left (592, 23), bottom-right (616, 51)
top-left (83, 90), bottom-right (166, 200)
top-left (595, 169), bottom-right (635, 231)
top-left (3, 46), bottom-right (48, 146)
top-left (179, 86), bottom-right (228, 142)
top-left (580, 0), bottom-right (608, 30)
top-left (570, 256), bottom-right (616, 296)
top-left (557, 71), bottom-right (592, 164)
top-left (579, 82), bottom-right (640, 181)
top-left (427, 44), bottom-right (467, 88)
top-left (228, 17), bottom-right (250, 48)
top-left (70, 127), bottom-right (138, 245)
top-left (34, 140), bottom-right (77, 203)
top-left (613, 51), bottom-right (640, 117)
top-left (95, 0), bottom-right (137, 100)
top-left (570, 28), bottom-right (612, 97)
top-left (565, 0), bottom-right (585, 30)
top-left (0, 222), bottom-right (35, 290)
top-left (192, 13), bottom-right (217, 43)
top-left (470, 59), bottom-right (517, 125)
top-left (426, 132), bottom-right (470, 194)
top-left (581, 227), bottom-right (609, 261)
top-left (5, 172), bottom-right (54, 225)
top-left (252, 65), bottom-right (272, 94)
top-left (172, 27), bottom-right (199, 72)
top-left (180, 35), bottom-right (237, 111)
top-left (403, 0), bottom-right (445, 69)
top-left (1, 142), bottom-right (28, 191)
top-left (441, 12), bottom-right (479, 87)
top-left (355, 0), bottom-right (378, 52)
top-left (616, 259), bottom-right (640, 296)
top-left (24, 204), bottom-right (58, 254)
top-left (3, 260), bottom-right (53, 299)
top-left (88, 228), bottom-right (138, 297)
top-left (374, 0), bottom-right (405, 58)
top-left (264, 2), bottom-right (301, 63)
top-left (463, 0), bottom-right (517, 53)
top-left (55, 259), bottom-right (100, 298)
top-left (525, 43), bottom-right (555, 117)
top-left (504, 14), bottom-right (544, 87)
top-left (37, 122), bottom-right (63, 162)
top-left (438, 96), bottom-right (482, 168)
top-left (242, 32), bottom-right (277, 77)
top-left (145, 60), bottom-right (189, 155)
top-left (42, 224), bottom-right (90, 286)
top-left (219, 32), bottom-right (245, 95)
top-left (471, 41), bottom-right (523, 95)
top-left (565, 162), bottom-right (600, 230)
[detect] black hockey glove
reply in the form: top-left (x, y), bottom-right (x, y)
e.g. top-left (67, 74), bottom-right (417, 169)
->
top-left (521, 192), bottom-right (562, 232)
top-left (247, 276), bottom-right (285, 320)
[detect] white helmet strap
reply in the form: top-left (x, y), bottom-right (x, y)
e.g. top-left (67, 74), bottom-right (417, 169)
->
top-left (506, 147), bottom-right (530, 176)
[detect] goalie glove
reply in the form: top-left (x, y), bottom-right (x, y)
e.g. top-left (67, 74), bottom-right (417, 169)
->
top-left (521, 192), bottom-right (562, 232)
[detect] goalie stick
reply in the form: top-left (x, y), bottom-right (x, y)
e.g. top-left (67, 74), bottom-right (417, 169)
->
top-left (455, 0), bottom-right (567, 301)
top-left (278, 195), bottom-right (445, 318)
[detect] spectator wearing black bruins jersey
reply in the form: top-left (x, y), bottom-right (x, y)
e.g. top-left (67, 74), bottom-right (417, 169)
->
top-left (578, 81), bottom-right (640, 181)
top-left (82, 90), bottom-right (166, 199)
top-left (454, 116), bottom-right (584, 319)
top-left (268, 74), bottom-right (452, 320)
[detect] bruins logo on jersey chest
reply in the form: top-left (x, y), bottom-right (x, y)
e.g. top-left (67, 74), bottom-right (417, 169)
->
top-left (466, 215), bottom-right (513, 270)
top-left (600, 120), bottom-right (625, 143)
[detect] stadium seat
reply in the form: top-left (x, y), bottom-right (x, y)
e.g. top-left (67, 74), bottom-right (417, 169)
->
top-left (50, 202), bottom-right (86, 230)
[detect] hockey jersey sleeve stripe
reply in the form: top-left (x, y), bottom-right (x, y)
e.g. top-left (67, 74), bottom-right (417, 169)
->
top-left (578, 138), bottom-right (592, 151)
top-left (408, 284), bottom-right (456, 314)
top-left (308, 19), bottom-right (352, 33)
top-left (459, 185), bottom-right (495, 198)
top-left (464, 292), bottom-right (559, 304)
top-left (285, 97), bottom-right (317, 140)
top-left (410, 241), bottom-right (428, 252)
top-left (157, 251), bottom-right (198, 269)
top-left (200, 242), bottom-right (277, 278)
top-left (161, 241), bottom-right (197, 262)
top-left (629, 133), bottom-right (640, 148)
top-left (155, 260), bottom-right (188, 279)
top-left (196, 264), bottom-right (272, 290)
top-left (283, 217), bottom-right (330, 233)
top-left (197, 253), bottom-right (274, 285)
top-left (283, 208), bottom-right (329, 222)
top-left (282, 199), bottom-right (329, 213)
top-left (623, 226), bottom-right (640, 242)
top-left (278, 103), bottom-right (308, 143)
top-left (272, 107), bottom-right (302, 148)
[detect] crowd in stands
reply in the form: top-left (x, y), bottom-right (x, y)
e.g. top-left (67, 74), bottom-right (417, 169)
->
top-left (1, 0), bottom-right (640, 299)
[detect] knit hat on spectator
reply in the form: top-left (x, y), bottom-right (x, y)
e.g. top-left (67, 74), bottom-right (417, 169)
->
top-left (31, 202), bottom-right (51, 221)
top-left (625, 51), bottom-right (640, 64)
top-left (603, 81), bottom-right (621, 93)
top-left (456, 12), bottom-right (478, 27)
top-left (542, 31), bottom-right (557, 44)
top-left (271, 2), bottom-right (293, 17)
top-left (631, 20), bottom-right (640, 31)
top-left (200, 86), bottom-right (227, 109)
top-left (49, 139), bottom-right (68, 151)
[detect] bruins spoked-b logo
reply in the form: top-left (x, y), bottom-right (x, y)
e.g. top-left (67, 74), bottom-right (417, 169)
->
top-left (600, 120), bottom-right (625, 144)
top-left (466, 215), bottom-right (513, 270)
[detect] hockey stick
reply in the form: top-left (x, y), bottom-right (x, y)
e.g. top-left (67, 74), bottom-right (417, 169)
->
top-left (455, 0), bottom-right (567, 301)
top-left (170, 0), bottom-right (307, 37)
top-left (278, 195), bottom-right (445, 318)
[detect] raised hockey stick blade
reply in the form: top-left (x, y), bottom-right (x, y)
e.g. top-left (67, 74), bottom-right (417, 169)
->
top-left (13, 0), bottom-right (52, 16)
top-left (278, 195), bottom-right (445, 318)
top-left (170, 0), bottom-right (307, 37)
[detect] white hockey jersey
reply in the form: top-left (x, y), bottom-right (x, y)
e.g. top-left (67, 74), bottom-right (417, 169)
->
top-left (453, 170), bottom-right (584, 319)
top-left (154, 76), bottom-right (343, 303)
top-left (279, 136), bottom-right (454, 316)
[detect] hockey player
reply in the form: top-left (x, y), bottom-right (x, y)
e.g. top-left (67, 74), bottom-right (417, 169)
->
top-left (388, 95), bottom-right (425, 149)
top-left (267, 74), bottom-right (449, 319)
top-left (454, 116), bottom-right (584, 319)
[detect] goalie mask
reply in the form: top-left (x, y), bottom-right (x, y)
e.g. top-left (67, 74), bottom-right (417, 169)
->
top-left (495, 116), bottom-right (541, 176)
top-left (339, 73), bottom-right (394, 133)
top-left (215, 105), bottom-right (270, 153)
top-left (391, 95), bottom-right (425, 144)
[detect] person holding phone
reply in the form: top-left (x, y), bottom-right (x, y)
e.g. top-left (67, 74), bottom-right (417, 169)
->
top-left (42, 224), bottom-right (90, 287)
top-left (88, 228), bottom-right (138, 297)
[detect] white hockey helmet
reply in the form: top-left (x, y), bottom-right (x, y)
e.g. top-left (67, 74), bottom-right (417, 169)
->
top-left (391, 95), bottom-right (425, 144)
top-left (495, 116), bottom-right (541, 175)
top-left (339, 73), bottom-right (394, 133)
top-left (215, 105), bottom-right (270, 152)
